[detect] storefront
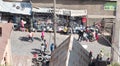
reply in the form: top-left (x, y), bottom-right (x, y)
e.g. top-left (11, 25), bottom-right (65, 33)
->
top-left (0, 1), bottom-right (31, 23)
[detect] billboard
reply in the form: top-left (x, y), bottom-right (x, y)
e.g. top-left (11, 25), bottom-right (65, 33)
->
top-left (104, 2), bottom-right (116, 10)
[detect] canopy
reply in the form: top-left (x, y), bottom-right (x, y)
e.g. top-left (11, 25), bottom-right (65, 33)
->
top-left (0, 1), bottom-right (32, 15)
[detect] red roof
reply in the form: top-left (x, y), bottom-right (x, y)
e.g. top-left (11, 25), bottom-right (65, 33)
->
top-left (0, 23), bottom-right (13, 62)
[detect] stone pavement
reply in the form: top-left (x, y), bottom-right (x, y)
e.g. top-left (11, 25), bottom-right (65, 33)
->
top-left (11, 31), bottom-right (111, 66)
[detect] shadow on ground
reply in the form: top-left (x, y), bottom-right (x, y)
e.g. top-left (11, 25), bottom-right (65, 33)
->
top-left (19, 36), bottom-right (42, 42)
top-left (34, 37), bottom-right (41, 41)
top-left (19, 37), bottom-right (29, 42)
top-left (97, 35), bottom-right (111, 47)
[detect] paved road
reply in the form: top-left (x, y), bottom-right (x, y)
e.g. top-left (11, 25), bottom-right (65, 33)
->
top-left (11, 31), bottom-right (111, 66)
top-left (11, 31), bottom-right (70, 66)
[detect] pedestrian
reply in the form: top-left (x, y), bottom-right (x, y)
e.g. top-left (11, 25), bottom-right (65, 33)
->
top-left (106, 57), bottom-right (111, 65)
top-left (50, 43), bottom-right (55, 52)
top-left (95, 29), bottom-right (99, 40)
top-left (88, 30), bottom-right (94, 42)
top-left (33, 20), bottom-right (38, 30)
top-left (28, 31), bottom-right (34, 42)
top-left (41, 43), bottom-right (45, 52)
top-left (89, 51), bottom-right (93, 59)
top-left (99, 50), bottom-right (104, 60)
top-left (96, 54), bottom-right (101, 61)
top-left (44, 40), bottom-right (48, 52)
top-left (41, 30), bottom-right (45, 40)
top-left (77, 30), bottom-right (84, 42)
top-left (20, 18), bottom-right (25, 32)
top-left (83, 31), bottom-right (89, 42)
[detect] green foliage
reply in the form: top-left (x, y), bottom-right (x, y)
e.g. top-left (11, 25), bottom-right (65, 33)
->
top-left (109, 62), bottom-right (120, 66)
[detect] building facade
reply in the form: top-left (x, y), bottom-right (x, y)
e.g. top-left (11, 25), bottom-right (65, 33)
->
top-left (0, 23), bottom-right (13, 66)
top-left (31, 0), bottom-right (116, 25)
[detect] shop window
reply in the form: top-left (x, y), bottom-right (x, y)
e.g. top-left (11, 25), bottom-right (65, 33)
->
top-left (0, 27), bottom-right (2, 36)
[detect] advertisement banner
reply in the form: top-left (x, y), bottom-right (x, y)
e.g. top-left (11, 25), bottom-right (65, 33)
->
top-left (104, 2), bottom-right (116, 11)
top-left (0, 1), bottom-right (31, 15)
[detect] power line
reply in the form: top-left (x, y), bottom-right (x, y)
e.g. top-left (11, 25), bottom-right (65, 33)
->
top-left (100, 33), bottom-right (120, 59)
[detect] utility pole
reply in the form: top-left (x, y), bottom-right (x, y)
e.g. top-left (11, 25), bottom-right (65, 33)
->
top-left (112, 0), bottom-right (120, 62)
top-left (53, 0), bottom-right (57, 48)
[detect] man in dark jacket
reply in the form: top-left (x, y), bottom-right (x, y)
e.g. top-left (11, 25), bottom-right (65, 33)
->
top-left (77, 30), bottom-right (84, 42)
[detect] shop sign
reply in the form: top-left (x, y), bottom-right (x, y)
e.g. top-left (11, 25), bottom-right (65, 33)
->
top-left (71, 10), bottom-right (87, 16)
top-left (32, 8), bottom-right (52, 13)
top-left (0, 1), bottom-right (31, 15)
top-left (55, 9), bottom-right (63, 15)
top-left (63, 10), bottom-right (71, 16)
top-left (104, 2), bottom-right (116, 11)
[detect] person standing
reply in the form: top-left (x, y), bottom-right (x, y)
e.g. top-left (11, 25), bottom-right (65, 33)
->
top-left (33, 20), bottom-right (38, 30)
top-left (50, 43), bottom-right (55, 52)
top-left (99, 50), bottom-right (104, 60)
top-left (20, 18), bottom-right (25, 31)
top-left (95, 29), bottom-right (99, 41)
top-left (40, 43), bottom-right (45, 53)
top-left (44, 40), bottom-right (48, 52)
top-left (77, 30), bottom-right (84, 42)
top-left (89, 51), bottom-right (93, 60)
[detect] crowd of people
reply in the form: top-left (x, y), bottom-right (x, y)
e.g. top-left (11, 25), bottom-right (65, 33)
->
top-left (77, 23), bottom-right (101, 42)
top-left (89, 50), bottom-right (111, 66)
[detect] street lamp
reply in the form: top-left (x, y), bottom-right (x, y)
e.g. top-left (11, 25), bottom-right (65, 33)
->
top-left (53, 0), bottom-right (57, 48)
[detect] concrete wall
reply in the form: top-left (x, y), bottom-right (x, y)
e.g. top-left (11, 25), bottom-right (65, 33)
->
top-left (0, 23), bottom-right (13, 66)
top-left (32, 0), bottom-right (115, 16)
top-left (50, 36), bottom-right (70, 66)
top-left (1, 39), bottom-right (12, 66)
top-left (68, 38), bottom-right (89, 66)
top-left (49, 35), bottom-right (90, 66)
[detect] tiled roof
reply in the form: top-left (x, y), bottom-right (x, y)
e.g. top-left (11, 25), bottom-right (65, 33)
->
top-left (0, 23), bottom-right (13, 62)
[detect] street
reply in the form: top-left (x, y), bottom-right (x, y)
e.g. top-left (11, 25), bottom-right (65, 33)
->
top-left (11, 31), bottom-right (111, 66)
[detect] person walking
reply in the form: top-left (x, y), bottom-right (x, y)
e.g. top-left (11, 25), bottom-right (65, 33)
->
top-left (28, 31), bottom-right (34, 42)
top-left (41, 30), bottom-right (45, 40)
